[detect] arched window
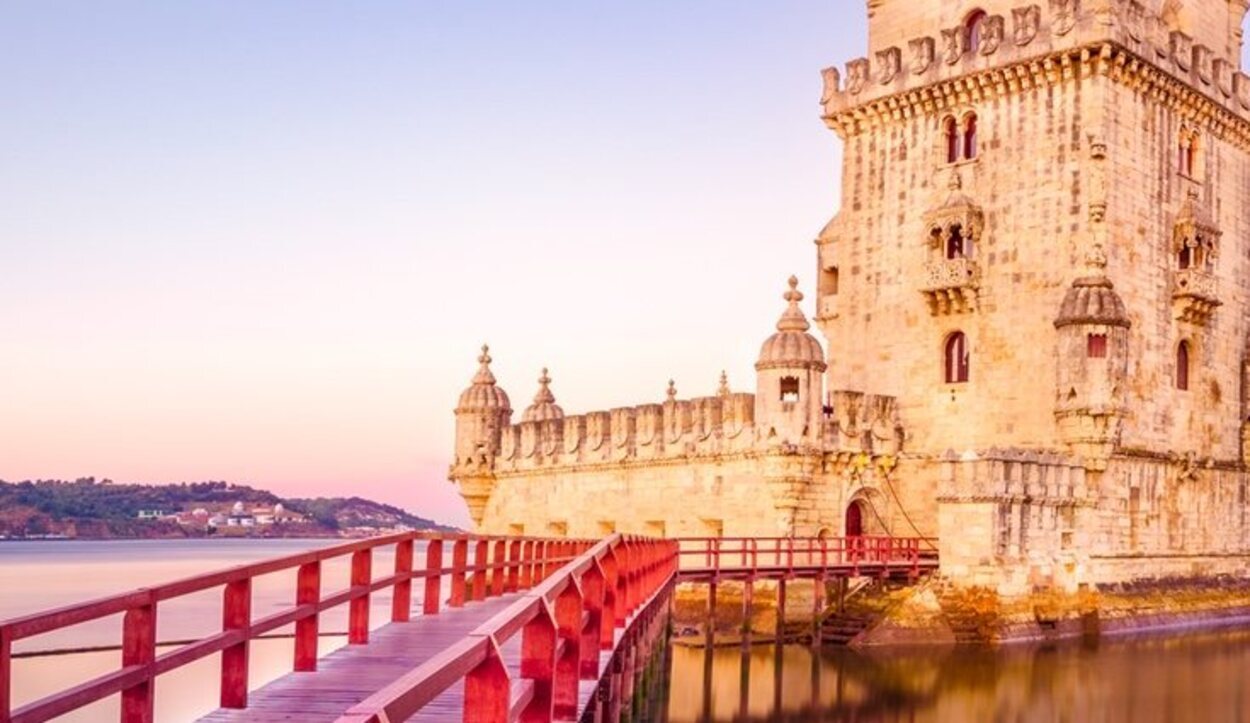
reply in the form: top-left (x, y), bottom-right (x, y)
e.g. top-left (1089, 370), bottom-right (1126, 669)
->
top-left (944, 116), bottom-right (960, 163)
top-left (966, 9), bottom-right (988, 54)
top-left (1178, 244), bottom-right (1193, 269)
top-left (1087, 333), bottom-right (1108, 358)
top-left (963, 112), bottom-right (979, 160)
top-left (944, 332), bottom-right (970, 384)
top-left (946, 224), bottom-right (966, 260)
top-left (1178, 130), bottom-right (1199, 177)
top-left (1176, 341), bottom-right (1191, 391)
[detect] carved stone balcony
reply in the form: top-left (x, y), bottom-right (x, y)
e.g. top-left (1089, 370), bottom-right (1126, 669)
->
top-left (1172, 269), bottom-right (1221, 324)
top-left (921, 257), bottom-right (981, 315)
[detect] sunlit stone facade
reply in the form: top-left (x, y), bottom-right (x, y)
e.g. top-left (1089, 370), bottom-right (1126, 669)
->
top-left (452, 0), bottom-right (1250, 596)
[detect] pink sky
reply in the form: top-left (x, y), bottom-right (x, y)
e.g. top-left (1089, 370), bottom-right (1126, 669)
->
top-left (0, 3), bottom-right (859, 527)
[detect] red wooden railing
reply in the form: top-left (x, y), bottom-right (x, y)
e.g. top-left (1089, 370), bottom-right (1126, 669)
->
top-left (675, 536), bottom-right (938, 580)
top-left (337, 534), bottom-right (678, 722)
top-left (0, 532), bottom-right (589, 723)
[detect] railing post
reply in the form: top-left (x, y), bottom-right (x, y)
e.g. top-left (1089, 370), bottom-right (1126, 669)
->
top-left (424, 538), bottom-right (444, 615)
top-left (507, 540), bottom-right (522, 592)
top-left (464, 638), bottom-right (510, 723)
top-left (553, 582), bottom-right (584, 719)
top-left (543, 542), bottom-right (556, 581)
top-left (542, 540), bottom-right (555, 581)
top-left (1, 625), bottom-right (10, 723)
top-left (600, 549), bottom-right (619, 648)
top-left (295, 561), bottom-right (321, 671)
top-left (580, 561), bottom-right (605, 680)
top-left (393, 538), bottom-right (414, 622)
top-left (520, 602), bottom-right (557, 722)
top-left (120, 597), bottom-right (156, 723)
top-left (519, 540), bottom-right (534, 589)
top-left (622, 540), bottom-right (640, 612)
top-left (473, 539), bottom-right (490, 602)
top-left (491, 539), bottom-right (507, 596)
top-left (349, 549), bottom-right (372, 644)
top-left (221, 578), bottom-right (251, 709)
top-left (451, 538), bottom-right (469, 607)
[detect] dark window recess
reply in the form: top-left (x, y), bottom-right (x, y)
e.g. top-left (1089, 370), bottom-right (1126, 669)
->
top-left (945, 332), bottom-right (970, 384)
top-left (1087, 334), bottom-right (1108, 358)
top-left (780, 376), bottom-right (800, 403)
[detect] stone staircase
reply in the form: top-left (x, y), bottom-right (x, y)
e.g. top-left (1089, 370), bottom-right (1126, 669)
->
top-left (820, 611), bottom-right (876, 645)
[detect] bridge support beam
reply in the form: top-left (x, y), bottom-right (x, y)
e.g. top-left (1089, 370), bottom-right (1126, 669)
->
top-left (775, 579), bottom-right (787, 645)
top-left (742, 578), bottom-right (754, 648)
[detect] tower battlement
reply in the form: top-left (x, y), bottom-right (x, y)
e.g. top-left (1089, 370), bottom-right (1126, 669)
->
top-left (825, 1), bottom-right (1250, 126)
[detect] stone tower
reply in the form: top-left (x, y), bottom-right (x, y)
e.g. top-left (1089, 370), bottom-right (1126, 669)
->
top-left (818, 0), bottom-right (1250, 592)
top-left (452, 345), bottom-right (511, 527)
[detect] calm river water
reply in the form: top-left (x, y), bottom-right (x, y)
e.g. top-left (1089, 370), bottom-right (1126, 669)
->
top-left (3, 540), bottom-right (1249, 722)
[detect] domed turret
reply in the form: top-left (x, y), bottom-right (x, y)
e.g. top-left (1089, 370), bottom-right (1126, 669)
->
top-left (457, 345), bottom-right (512, 414)
top-left (522, 368), bottom-right (564, 422)
top-left (755, 277), bottom-right (827, 446)
top-left (1053, 272), bottom-right (1131, 469)
top-left (1054, 276), bottom-right (1131, 330)
top-left (757, 277), bottom-right (827, 370)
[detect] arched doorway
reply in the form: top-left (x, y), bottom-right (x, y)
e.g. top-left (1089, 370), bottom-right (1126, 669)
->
top-left (845, 501), bottom-right (864, 537)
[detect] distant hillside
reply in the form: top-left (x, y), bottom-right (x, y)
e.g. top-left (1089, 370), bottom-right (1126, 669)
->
top-left (0, 478), bottom-right (457, 540)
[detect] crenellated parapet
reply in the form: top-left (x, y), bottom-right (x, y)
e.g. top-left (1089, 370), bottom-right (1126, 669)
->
top-left (822, 1), bottom-right (1250, 138)
top-left (495, 392), bottom-right (761, 472)
top-left (824, 391), bottom-right (904, 459)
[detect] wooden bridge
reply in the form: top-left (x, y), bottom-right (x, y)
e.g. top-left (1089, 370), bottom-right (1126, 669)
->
top-left (0, 532), bottom-right (936, 723)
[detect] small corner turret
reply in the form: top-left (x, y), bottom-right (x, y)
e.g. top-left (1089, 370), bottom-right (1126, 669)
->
top-left (1053, 250), bottom-right (1131, 470)
top-left (754, 276), bottom-right (827, 448)
top-left (450, 344), bottom-right (511, 526)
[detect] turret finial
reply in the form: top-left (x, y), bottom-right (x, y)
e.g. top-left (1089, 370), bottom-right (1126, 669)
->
top-left (718, 371), bottom-right (730, 397)
top-left (532, 367), bottom-right (555, 404)
top-left (776, 276), bottom-right (811, 333)
top-left (472, 344), bottom-right (497, 385)
top-left (666, 379), bottom-right (677, 402)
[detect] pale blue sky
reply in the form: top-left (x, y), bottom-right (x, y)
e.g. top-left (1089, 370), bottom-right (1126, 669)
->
top-left (0, 2), bottom-right (860, 526)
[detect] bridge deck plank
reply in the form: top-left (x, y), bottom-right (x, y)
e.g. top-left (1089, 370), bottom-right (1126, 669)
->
top-left (197, 593), bottom-right (526, 723)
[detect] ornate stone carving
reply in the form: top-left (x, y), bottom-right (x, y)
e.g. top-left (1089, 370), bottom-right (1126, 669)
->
top-left (1215, 59), bottom-right (1233, 97)
top-left (1193, 44), bottom-right (1212, 85)
top-left (877, 47), bottom-right (902, 84)
top-left (981, 15), bottom-right (1005, 55)
top-left (1171, 31), bottom-right (1192, 71)
top-left (1013, 5), bottom-right (1041, 45)
top-left (846, 58), bottom-right (870, 94)
top-left (1050, 0), bottom-right (1076, 36)
top-left (923, 173), bottom-right (986, 250)
top-left (819, 66), bottom-right (841, 105)
top-left (921, 258), bottom-right (982, 315)
top-left (1122, 1), bottom-right (1145, 42)
top-left (1172, 269), bottom-right (1221, 324)
top-left (941, 27), bottom-right (966, 65)
top-left (909, 37), bottom-right (935, 74)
